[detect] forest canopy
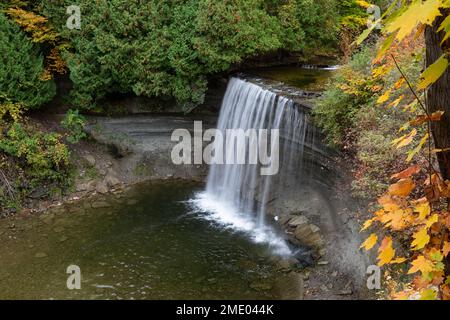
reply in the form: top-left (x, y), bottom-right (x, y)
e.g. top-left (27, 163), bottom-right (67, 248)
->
top-left (27, 0), bottom-right (359, 110)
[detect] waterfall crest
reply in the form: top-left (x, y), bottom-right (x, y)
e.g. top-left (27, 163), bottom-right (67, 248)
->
top-left (191, 77), bottom-right (314, 255)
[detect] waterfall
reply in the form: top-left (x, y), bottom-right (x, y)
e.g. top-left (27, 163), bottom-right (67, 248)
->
top-left (190, 77), bottom-right (314, 256)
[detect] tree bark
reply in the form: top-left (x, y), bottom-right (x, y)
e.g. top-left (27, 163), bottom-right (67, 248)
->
top-left (425, 9), bottom-right (450, 278)
top-left (425, 10), bottom-right (450, 180)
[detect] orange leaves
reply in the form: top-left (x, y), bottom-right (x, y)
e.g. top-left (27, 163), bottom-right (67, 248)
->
top-left (410, 111), bottom-right (445, 126)
top-left (361, 233), bottom-right (378, 251)
top-left (391, 165), bottom-right (421, 180)
top-left (377, 236), bottom-right (396, 266)
top-left (388, 178), bottom-right (416, 197)
top-left (443, 241), bottom-right (450, 257)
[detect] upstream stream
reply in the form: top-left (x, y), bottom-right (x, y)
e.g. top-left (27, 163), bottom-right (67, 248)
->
top-left (0, 66), bottom-right (339, 300)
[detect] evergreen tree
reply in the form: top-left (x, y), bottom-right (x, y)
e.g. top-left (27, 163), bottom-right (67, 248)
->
top-left (0, 13), bottom-right (56, 109)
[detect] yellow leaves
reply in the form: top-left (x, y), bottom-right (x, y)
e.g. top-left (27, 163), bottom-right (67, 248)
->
top-left (419, 288), bottom-right (437, 300)
top-left (372, 65), bottom-right (392, 78)
top-left (377, 89), bottom-right (392, 104)
top-left (406, 133), bottom-right (429, 163)
top-left (377, 236), bottom-right (396, 266)
top-left (386, 0), bottom-right (444, 41)
top-left (376, 34), bottom-right (395, 61)
top-left (7, 8), bottom-right (59, 44)
top-left (381, 208), bottom-right (413, 231)
top-left (387, 95), bottom-right (404, 109)
top-left (437, 14), bottom-right (450, 44)
top-left (414, 200), bottom-right (431, 220)
top-left (411, 228), bottom-right (430, 250)
top-left (388, 178), bottom-right (416, 197)
top-left (418, 55), bottom-right (449, 89)
top-left (361, 233), bottom-right (378, 251)
top-left (355, 0), bottom-right (371, 8)
top-left (361, 218), bottom-right (375, 232)
top-left (424, 214), bottom-right (439, 229)
top-left (378, 195), bottom-right (401, 211)
top-left (408, 255), bottom-right (435, 275)
top-left (392, 129), bottom-right (417, 149)
top-left (391, 257), bottom-right (407, 264)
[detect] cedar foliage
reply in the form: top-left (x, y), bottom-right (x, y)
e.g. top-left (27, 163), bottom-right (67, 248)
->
top-left (0, 13), bottom-right (55, 109)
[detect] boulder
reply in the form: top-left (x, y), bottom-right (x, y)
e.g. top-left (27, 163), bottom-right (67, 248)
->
top-left (96, 182), bottom-right (109, 194)
top-left (288, 216), bottom-right (309, 228)
top-left (105, 174), bottom-right (121, 188)
top-left (83, 154), bottom-right (96, 166)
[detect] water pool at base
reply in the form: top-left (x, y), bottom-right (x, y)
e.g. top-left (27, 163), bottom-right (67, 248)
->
top-left (0, 181), bottom-right (301, 300)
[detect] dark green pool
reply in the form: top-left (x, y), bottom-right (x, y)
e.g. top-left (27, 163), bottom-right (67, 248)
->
top-left (0, 181), bottom-right (302, 300)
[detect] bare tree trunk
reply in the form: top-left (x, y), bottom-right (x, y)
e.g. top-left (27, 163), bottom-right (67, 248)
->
top-left (425, 9), bottom-right (450, 278)
top-left (425, 10), bottom-right (450, 180)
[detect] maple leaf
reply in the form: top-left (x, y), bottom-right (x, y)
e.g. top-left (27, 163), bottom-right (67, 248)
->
top-left (377, 236), bottom-right (395, 266)
top-left (425, 214), bottom-right (439, 229)
top-left (420, 288), bottom-right (437, 300)
top-left (383, 209), bottom-right (413, 231)
top-left (411, 228), bottom-right (430, 250)
top-left (386, 0), bottom-right (444, 41)
top-left (408, 255), bottom-right (435, 275)
top-left (361, 233), bottom-right (378, 251)
top-left (414, 200), bottom-right (431, 220)
top-left (388, 178), bottom-right (416, 197)
top-left (443, 241), bottom-right (450, 257)
top-left (378, 195), bottom-right (401, 211)
top-left (391, 165), bottom-right (421, 180)
top-left (418, 54), bottom-right (449, 89)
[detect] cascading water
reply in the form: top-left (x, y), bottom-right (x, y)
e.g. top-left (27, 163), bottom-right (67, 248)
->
top-left (190, 77), bottom-right (315, 256)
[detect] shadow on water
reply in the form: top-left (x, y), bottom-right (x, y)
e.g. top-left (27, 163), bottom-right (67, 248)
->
top-left (0, 181), bottom-right (302, 300)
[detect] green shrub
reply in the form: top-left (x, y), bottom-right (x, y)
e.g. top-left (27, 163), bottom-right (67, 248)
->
top-left (0, 13), bottom-right (56, 109)
top-left (313, 47), bottom-right (377, 145)
top-left (313, 43), bottom-right (423, 199)
top-left (0, 121), bottom-right (70, 183)
top-left (61, 109), bottom-right (87, 144)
